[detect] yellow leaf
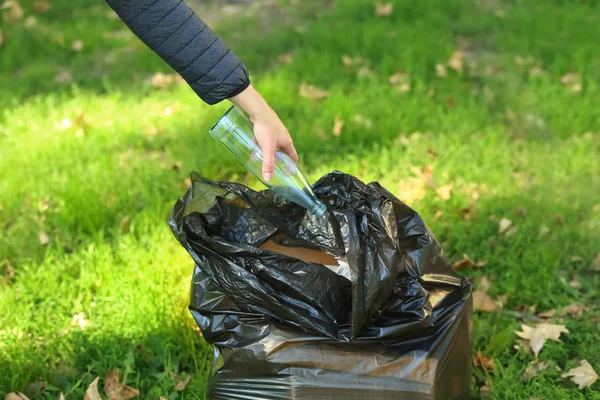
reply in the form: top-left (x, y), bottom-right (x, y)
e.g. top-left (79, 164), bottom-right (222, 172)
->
top-left (341, 55), bottom-right (353, 66)
top-left (561, 360), bottom-right (598, 390)
top-left (104, 369), bottom-right (140, 400)
top-left (435, 184), bottom-right (453, 200)
top-left (515, 323), bottom-right (569, 358)
top-left (561, 72), bottom-right (579, 85)
top-left (498, 218), bottom-right (512, 234)
top-left (388, 72), bottom-right (407, 85)
top-left (448, 51), bottom-right (464, 73)
top-left (24, 15), bottom-right (37, 28)
top-left (537, 309), bottom-right (557, 319)
top-left (357, 66), bottom-right (373, 77)
top-left (521, 361), bottom-right (550, 381)
top-left (2, 0), bottom-right (24, 21)
top-left (298, 83), bottom-right (329, 100)
top-left (71, 312), bottom-right (90, 330)
top-left (72, 40), bottom-right (84, 51)
top-left (39, 231), bottom-right (50, 245)
top-left (375, 2), bottom-right (393, 17)
top-left (5, 393), bottom-right (30, 400)
top-left (173, 375), bottom-right (191, 392)
top-left (435, 63), bottom-right (448, 78)
top-left (332, 117), bottom-right (344, 137)
top-left (84, 377), bottom-right (102, 400)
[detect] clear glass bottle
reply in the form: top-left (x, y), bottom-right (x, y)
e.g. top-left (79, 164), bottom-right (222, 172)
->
top-left (209, 106), bottom-right (327, 217)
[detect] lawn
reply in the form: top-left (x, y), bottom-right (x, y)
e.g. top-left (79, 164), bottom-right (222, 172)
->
top-left (1, 0), bottom-right (599, 398)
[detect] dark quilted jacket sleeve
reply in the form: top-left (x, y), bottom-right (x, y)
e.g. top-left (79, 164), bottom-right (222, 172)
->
top-left (105, 0), bottom-right (250, 105)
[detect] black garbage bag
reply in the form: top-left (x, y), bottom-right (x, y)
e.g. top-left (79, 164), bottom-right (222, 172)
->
top-left (169, 171), bottom-right (472, 400)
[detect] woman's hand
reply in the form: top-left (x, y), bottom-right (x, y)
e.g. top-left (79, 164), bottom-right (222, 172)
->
top-left (229, 84), bottom-right (298, 181)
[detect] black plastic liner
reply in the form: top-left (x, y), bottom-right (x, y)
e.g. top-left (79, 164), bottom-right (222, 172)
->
top-left (169, 171), bottom-right (472, 400)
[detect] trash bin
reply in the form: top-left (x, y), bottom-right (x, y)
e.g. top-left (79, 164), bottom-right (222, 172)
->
top-left (169, 171), bottom-right (472, 400)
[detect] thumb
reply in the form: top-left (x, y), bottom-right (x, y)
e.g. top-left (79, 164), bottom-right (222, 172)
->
top-left (260, 141), bottom-right (276, 182)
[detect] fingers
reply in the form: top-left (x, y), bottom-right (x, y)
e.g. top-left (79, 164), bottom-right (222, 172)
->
top-left (280, 139), bottom-right (299, 164)
top-left (261, 141), bottom-right (276, 181)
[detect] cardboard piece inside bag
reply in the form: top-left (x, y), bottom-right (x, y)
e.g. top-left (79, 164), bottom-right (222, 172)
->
top-left (260, 240), bottom-right (339, 267)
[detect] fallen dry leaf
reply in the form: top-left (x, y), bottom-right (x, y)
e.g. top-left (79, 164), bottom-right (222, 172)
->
top-left (71, 312), bottom-right (90, 330)
top-left (427, 148), bottom-right (438, 159)
top-left (0, 28), bottom-right (3, 48)
top-left (537, 309), bottom-right (557, 319)
top-left (332, 116), bottom-right (344, 137)
top-left (569, 280), bottom-right (581, 289)
top-left (5, 393), bottom-right (30, 400)
top-left (299, 83), bottom-right (329, 100)
top-left (388, 72), bottom-right (408, 85)
top-left (562, 360), bottom-right (598, 390)
top-left (561, 72), bottom-right (580, 85)
top-left (2, 0), bottom-right (24, 20)
top-left (172, 374), bottom-right (191, 392)
top-left (515, 323), bottom-right (569, 357)
top-left (277, 53), bottom-right (293, 64)
top-left (38, 231), bottom-right (50, 245)
top-left (435, 184), bottom-right (453, 200)
top-left (151, 72), bottom-right (183, 89)
top-left (351, 115), bottom-right (373, 129)
top-left (435, 63), bottom-right (448, 78)
top-left (119, 216), bottom-right (130, 234)
top-left (479, 383), bottom-right (490, 398)
top-left (498, 218), bottom-right (513, 235)
top-left (593, 253), bottom-right (600, 271)
top-left (24, 15), bottom-right (37, 28)
top-left (341, 54), bottom-right (353, 66)
top-left (521, 361), bottom-right (550, 381)
top-left (515, 339), bottom-right (533, 355)
top-left (33, 1), bottom-right (51, 12)
top-left (375, 2), bottom-right (393, 17)
top-left (357, 66), bottom-right (373, 78)
top-left (448, 51), bottom-right (464, 73)
top-left (539, 224), bottom-right (550, 237)
top-left (473, 290), bottom-right (497, 312)
top-left (571, 256), bottom-right (583, 263)
top-left (72, 39), bottom-right (84, 51)
top-left (474, 351), bottom-right (494, 371)
top-left (433, 210), bottom-right (443, 220)
top-left (397, 83), bottom-right (410, 92)
top-left (562, 303), bottom-right (586, 317)
top-left (452, 253), bottom-right (487, 270)
top-left (54, 68), bottom-right (73, 84)
top-left (104, 369), bottom-right (140, 400)
top-left (84, 377), bottom-right (102, 400)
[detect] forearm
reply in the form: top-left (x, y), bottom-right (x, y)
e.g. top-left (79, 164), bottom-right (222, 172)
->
top-left (105, 0), bottom-right (250, 104)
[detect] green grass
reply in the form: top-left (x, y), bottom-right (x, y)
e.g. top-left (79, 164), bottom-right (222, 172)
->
top-left (1, 0), bottom-right (599, 398)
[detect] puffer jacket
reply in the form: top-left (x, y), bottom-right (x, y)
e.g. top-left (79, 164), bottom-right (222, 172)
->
top-left (105, 0), bottom-right (250, 105)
